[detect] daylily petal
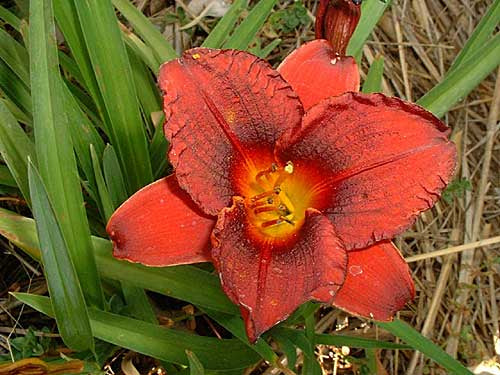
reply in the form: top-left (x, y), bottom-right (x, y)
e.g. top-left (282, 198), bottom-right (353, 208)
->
top-left (107, 175), bottom-right (215, 266)
top-left (277, 40), bottom-right (360, 110)
top-left (159, 48), bottom-right (303, 215)
top-left (332, 241), bottom-right (415, 320)
top-left (277, 92), bottom-right (456, 249)
top-left (211, 197), bottom-right (347, 342)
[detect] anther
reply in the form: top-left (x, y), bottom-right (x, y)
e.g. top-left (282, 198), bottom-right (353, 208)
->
top-left (255, 163), bottom-right (278, 180)
top-left (284, 161), bottom-right (294, 174)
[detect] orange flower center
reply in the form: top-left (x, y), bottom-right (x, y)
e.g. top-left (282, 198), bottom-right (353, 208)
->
top-left (239, 159), bottom-right (317, 239)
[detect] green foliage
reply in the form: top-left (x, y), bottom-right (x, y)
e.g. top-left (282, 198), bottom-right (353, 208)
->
top-left (268, 1), bottom-right (309, 33)
top-left (0, 327), bottom-right (51, 362)
top-left (442, 178), bottom-right (472, 203)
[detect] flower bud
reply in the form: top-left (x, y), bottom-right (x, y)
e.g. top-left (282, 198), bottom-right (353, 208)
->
top-left (315, 0), bottom-right (362, 55)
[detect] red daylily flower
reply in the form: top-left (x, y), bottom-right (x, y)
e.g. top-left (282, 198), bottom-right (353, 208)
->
top-left (107, 43), bottom-right (456, 342)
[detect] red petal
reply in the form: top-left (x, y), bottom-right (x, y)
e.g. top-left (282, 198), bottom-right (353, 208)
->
top-left (315, 0), bottom-right (361, 55)
top-left (332, 241), bottom-right (415, 320)
top-left (107, 175), bottom-right (215, 266)
top-left (278, 40), bottom-right (360, 110)
top-left (277, 92), bottom-right (456, 249)
top-left (159, 48), bottom-right (303, 215)
top-left (211, 198), bottom-right (347, 342)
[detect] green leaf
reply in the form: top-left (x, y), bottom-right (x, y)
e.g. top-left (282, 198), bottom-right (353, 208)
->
top-left (92, 238), bottom-right (238, 314)
top-left (0, 28), bottom-right (30, 86)
top-left (149, 117), bottom-right (169, 179)
top-left (0, 209), bottom-right (238, 315)
top-left (377, 320), bottom-right (473, 375)
top-left (0, 165), bottom-right (17, 187)
top-left (315, 333), bottom-right (410, 350)
top-left (13, 294), bottom-right (260, 370)
top-left (223, 0), bottom-right (278, 50)
top-left (73, 0), bottom-right (154, 193)
top-left (27, 161), bottom-right (94, 352)
top-left (0, 207), bottom-right (40, 260)
top-left (0, 59), bottom-right (32, 116)
top-left (448, 0), bottom-right (500, 73)
top-left (90, 144), bottom-right (115, 221)
top-left (0, 4), bottom-right (22, 31)
top-left (102, 145), bottom-right (128, 208)
top-left (29, 0), bottom-right (103, 308)
top-left (346, 0), bottom-right (392, 60)
top-left (112, 0), bottom-right (177, 64)
top-left (202, 0), bottom-right (248, 48)
top-left (201, 308), bottom-right (278, 364)
top-left (417, 33), bottom-right (500, 118)
top-left (186, 350), bottom-right (205, 375)
top-left (0, 100), bottom-right (35, 202)
top-left (362, 56), bottom-right (384, 93)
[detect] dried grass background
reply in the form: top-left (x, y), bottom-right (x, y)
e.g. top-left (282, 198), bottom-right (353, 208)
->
top-left (1, 0), bottom-right (498, 374)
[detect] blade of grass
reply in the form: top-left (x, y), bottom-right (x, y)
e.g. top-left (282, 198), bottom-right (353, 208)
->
top-left (377, 320), bottom-right (473, 375)
top-left (124, 31), bottom-right (161, 72)
top-left (223, 0), bottom-right (277, 50)
top-left (0, 59), bottom-right (32, 116)
top-left (202, 0), bottom-right (248, 48)
top-left (0, 165), bottom-right (17, 187)
top-left (92, 238), bottom-right (238, 314)
top-left (201, 308), bottom-right (278, 364)
top-left (346, 0), bottom-right (392, 61)
top-left (13, 293), bottom-right (261, 370)
top-left (315, 333), bottom-right (410, 350)
top-left (53, 0), bottom-right (107, 127)
top-left (90, 144), bottom-right (115, 221)
top-left (417, 33), bottom-right (500, 118)
top-left (1, 97), bottom-right (31, 125)
top-left (74, 0), bottom-right (153, 193)
top-left (186, 351), bottom-right (205, 375)
top-left (29, 0), bottom-right (103, 308)
top-left (102, 145), bottom-right (128, 208)
top-left (62, 81), bottom-right (105, 193)
top-left (149, 117), bottom-right (169, 179)
top-left (448, 0), bottom-right (500, 74)
top-left (0, 100), bottom-right (35, 202)
top-left (362, 56), bottom-right (384, 93)
top-left (112, 0), bottom-right (177, 64)
top-left (0, 28), bottom-right (30, 85)
top-left (0, 4), bottom-right (22, 31)
top-left (0, 209), bottom-right (238, 315)
top-left (0, 207), bottom-right (40, 259)
top-left (27, 161), bottom-right (94, 352)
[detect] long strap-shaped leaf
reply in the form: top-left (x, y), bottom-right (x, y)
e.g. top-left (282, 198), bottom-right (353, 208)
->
top-left (377, 320), bottom-right (473, 375)
top-left (29, 0), bottom-right (104, 308)
top-left (12, 293), bottom-right (260, 371)
top-left (73, 0), bottom-right (153, 193)
top-left (27, 162), bottom-right (93, 352)
top-left (0, 100), bottom-right (35, 203)
top-left (418, 33), bottom-right (500, 117)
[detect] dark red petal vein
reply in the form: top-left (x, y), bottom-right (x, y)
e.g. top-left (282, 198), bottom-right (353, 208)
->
top-left (211, 198), bottom-right (347, 342)
top-left (277, 92), bottom-right (457, 249)
top-left (159, 48), bottom-right (303, 215)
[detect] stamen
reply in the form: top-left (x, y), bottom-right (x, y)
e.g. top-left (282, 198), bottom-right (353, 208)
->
top-left (261, 216), bottom-right (295, 228)
top-left (255, 163), bottom-right (278, 180)
top-left (254, 206), bottom-right (281, 215)
top-left (250, 188), bottom-right (279, 202)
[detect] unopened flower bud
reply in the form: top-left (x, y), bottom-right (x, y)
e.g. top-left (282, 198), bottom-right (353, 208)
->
top-left (315, 0), bottom-right (362, 55)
